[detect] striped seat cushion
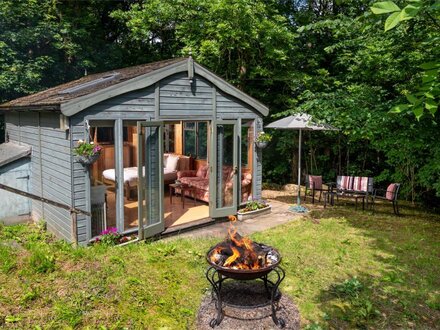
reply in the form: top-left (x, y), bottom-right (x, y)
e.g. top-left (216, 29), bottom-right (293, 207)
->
top-left (353, 176), bottom-right (369, 192)
top-left (340, 175), bottom-right (353, 191)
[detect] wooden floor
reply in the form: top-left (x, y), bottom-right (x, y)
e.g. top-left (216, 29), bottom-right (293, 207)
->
top-left (100, 186), bottom-right (210, 233)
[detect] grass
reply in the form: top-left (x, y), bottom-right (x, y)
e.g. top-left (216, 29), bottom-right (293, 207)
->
top-left (0, 201), bottom-right (439, 329)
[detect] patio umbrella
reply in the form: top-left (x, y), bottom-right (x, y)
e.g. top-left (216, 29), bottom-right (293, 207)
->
top-left (265, 114), bottom-right (338, 213)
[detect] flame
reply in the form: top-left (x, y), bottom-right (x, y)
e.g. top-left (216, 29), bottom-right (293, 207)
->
top-left (228, 215), bottom-right (237, 222)
top-left (223, 246), bottom-right (240, 267)
top-left (208, 214), bottom-right (263, 270)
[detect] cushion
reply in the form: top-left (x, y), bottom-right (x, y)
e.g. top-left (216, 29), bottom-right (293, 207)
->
top-left (204, 164), bottom-right (210, 179)
top-left (163, 153), bottom-right (169, 168)
top-left (353, 177), bottom-right (368, 192)
top-left (386, 183), bottom-right (397, 200)
top-left (309, 175), bottom-right (322, 189)
top-left (165, 154), bottom-right (179, 171)
top-left (196, 164), bottom-right (208, 178)
top-left (340, 175), bottom-right (353, 190)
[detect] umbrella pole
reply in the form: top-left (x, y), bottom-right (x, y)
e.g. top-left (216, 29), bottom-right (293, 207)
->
top-left (297, 129), bottom-right (302, 206)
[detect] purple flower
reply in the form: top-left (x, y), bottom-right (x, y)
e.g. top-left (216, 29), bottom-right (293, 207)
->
top-left (93, 145), bottom-right (102, 154)
top-left (100, 227), bottom-right (118, 236)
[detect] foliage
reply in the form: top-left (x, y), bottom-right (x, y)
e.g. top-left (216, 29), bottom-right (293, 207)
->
top-left (371, 0), bottom-right (440, 119)
top-left (95, 227), bottom-right (121, 246)
top-left (72, 140), bottom-right (102, 157)
top-left (1, 0), bottom-right (440, 205)
top-left (255, 131), bottom-right (273, 143)
top-left (331, 277), bottom-right (363, 299)
top-left (238, 199), bottom-right (269, 213)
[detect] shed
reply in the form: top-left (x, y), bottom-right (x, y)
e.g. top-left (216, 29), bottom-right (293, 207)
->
top-left (0, 57), bottom-right (269, 245)
top-left (0, 142), bottom-right (32, 224)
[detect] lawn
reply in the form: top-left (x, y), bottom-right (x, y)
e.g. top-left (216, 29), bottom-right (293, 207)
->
top-left (1, 202), bottom-right (439, 329)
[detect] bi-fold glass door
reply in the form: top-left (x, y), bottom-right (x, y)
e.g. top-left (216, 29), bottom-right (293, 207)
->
top-left (137, 121), bottom-right (164, 239)
top-left (209, 120), bottom-right (239, 218)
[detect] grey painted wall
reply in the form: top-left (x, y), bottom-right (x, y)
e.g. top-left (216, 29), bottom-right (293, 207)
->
top-left (0, 157), bottom-right (31, 220)
top-left (4, 112), bottom-right (72, 241)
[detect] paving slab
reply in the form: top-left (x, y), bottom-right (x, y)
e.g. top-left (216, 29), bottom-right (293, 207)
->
top-left (166, 199), bottom-right (304, 240)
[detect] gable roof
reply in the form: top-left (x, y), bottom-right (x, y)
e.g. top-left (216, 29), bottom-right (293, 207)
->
top-left (0, 57), bottom-right (269, 117)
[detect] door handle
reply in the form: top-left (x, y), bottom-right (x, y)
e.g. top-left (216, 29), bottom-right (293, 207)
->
top-left (232, 166), bottom-right (238, 175)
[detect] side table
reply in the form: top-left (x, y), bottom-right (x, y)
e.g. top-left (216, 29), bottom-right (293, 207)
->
top-left (169, 183), bottom-right (196, 208)
top-left (323, 190), bottom-right (336, 208)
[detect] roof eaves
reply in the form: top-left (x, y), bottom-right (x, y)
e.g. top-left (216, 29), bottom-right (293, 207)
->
top-left (0, 104), bottom-right (61, 112)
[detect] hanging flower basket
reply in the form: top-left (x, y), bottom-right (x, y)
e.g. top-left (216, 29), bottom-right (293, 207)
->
top-left (77, 153), bottom-right (100, 165)
top-left (73, 140), bottom-right (102, 166)
top-left (255, 141), bottom-right (269, 149)
top-left (255, 132), bottom-right (272, 149)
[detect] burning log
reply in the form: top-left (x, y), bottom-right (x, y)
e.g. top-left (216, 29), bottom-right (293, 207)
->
top-left (208, 224), bottom-right (279, 270)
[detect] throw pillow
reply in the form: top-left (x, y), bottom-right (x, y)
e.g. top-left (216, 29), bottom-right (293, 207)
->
top-left (166, 154), bottom-right (179, 171)
top-left (196, 164), bottom-right (208, 178)
top-left (386, 183), bottom-right (396, 200)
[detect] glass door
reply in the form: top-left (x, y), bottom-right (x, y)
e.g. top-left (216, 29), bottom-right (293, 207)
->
top-left (137, 121), bottom-right (164, 239)
top-left (209, 120), bottom-right (239, 218)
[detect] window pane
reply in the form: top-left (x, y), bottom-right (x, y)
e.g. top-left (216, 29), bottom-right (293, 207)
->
top-left (184, 130), bottom-right (196, 156)
top-left (197, 122), bottom-right (208, 159)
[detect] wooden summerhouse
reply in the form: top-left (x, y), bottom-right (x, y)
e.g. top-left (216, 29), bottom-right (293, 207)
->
top-left (0, 57), bottom-right (268, 245)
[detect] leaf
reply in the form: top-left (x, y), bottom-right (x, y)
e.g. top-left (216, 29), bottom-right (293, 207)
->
top-left (425, 99), bottom-right (438, 115)
top-left (406, 94), bottom-right (419, 104)
top-left (400, 4), bottom-right (421, 21)
top-left (413, 105), bottom-right (424, 119)
top-left (420, 62), bottom-right (440, 70)
top-left (390, 104), bottom-right (410, 113)
top-left (371, 1), bottom-right (401, 14)
top-left (385, 12), bottom-right (401, 31)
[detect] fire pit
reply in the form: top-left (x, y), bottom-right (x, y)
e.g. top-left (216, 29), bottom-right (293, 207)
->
top-left (205, 221), bottom-right (286, 328)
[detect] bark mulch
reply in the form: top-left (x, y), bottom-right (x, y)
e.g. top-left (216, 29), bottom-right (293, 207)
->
top-left (196, 281), bottom-right (300, 329)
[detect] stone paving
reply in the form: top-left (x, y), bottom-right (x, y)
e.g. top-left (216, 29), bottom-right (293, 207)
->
top-left (166, 198), bottom-right (306, 240)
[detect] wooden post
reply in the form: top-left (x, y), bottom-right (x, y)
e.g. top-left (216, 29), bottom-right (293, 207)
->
top-left (70, 210), bottom-right (78, 247)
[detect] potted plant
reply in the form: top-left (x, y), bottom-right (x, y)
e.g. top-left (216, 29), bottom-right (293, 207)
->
top-left (255, 131), bottom-right (272, 148)
top-left (237, 200), bottom-right (271, 221)
top-left (73, 139), bottom-right (102, 165)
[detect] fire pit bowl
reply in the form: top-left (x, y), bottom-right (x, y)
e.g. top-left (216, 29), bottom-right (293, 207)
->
top-left (206, 244), bottom-right (282, 280)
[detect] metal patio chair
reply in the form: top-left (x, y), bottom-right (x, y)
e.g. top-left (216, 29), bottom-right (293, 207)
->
top-left (372, 183), bottom-right (401, 215)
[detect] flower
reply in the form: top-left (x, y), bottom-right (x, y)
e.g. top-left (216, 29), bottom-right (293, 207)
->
top-left (255, 132), bottom-right (272, 143)
top-left (98, 227), bottom-right (121, 246)
top-left (73, 140), bottom-right (103, 157)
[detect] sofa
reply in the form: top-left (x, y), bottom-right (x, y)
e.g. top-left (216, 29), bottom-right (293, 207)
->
top-left (177, 164), bottom-right (252, 204)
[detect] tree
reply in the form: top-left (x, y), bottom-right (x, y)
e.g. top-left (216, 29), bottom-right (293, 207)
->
top-left (371, 0), bottom-right (440, 118)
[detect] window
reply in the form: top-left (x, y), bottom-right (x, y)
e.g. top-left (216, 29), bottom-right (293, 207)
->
top-left (91, 127), bottom-right (128, 144)
top-left (184, 121), bottom-right (208, 159)
top-left (164, 124), bottom-right (175, 153)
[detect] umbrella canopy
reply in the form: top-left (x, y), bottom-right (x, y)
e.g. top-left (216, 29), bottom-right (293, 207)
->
top-left (266, 114), bottom-right (338, 213)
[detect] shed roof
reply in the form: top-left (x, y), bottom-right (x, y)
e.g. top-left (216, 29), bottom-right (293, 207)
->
top-left (0, 58), bottom-right (184, 111)
top-left (0, 57), bottom-right (269, 117)
top-left (0, 142), bottom-right (31, 167)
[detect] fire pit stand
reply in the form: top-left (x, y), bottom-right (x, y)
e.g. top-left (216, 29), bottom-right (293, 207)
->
top-left (205, 265), bottom-right (286, 328)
